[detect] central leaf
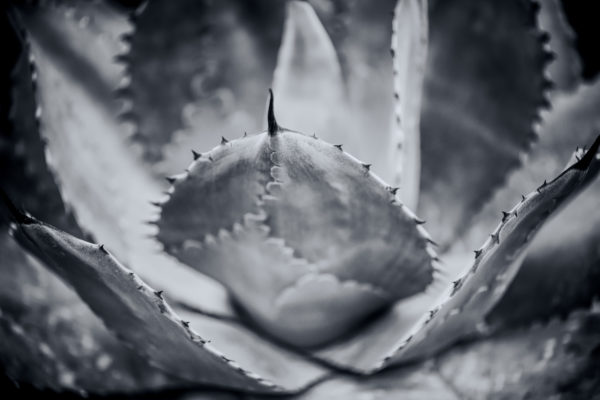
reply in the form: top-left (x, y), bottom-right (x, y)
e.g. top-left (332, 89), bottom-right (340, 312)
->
top-left (157, 94), bottom-right (436, 347)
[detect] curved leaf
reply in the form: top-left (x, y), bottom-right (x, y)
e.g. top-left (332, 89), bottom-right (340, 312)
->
top-left (15, 1), bottom-right (233, 316)
top-left (452, 78), bottom-right (600, 327)
top-left (271, 1), bottom-right (345, 149)
top-left (125, 0), bottom-right (284, 172)
top-left (418, 0), bottom-right (552, 248)
top-left (11, 218), bottom-right (285, 394)
top-left (1, 22), bottom-right (82, 236)
top-left (488, 179), bottom-right (600, 328)
top-left (0, 233), bottom-right (177, 394)
top-left (456, 77), bottom-right (600, 253)
top-left (178, 309), bottom-right (328, 391)
top-left (313, 135), bottom-right (600, 371)
top-left (306, 0), bottom-right (397, 183)
top-left (389, 0), bottom-right (429, 209)
top-left (383, 135), bottom-right (600, 366)
top-left (158, 126), bottom-right (437, 348)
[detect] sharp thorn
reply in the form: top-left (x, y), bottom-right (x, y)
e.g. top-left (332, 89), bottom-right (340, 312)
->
top-left (491, 233), bottom-right (500, 245)
top-left (165, 176), bottom-right (177, 184)
top-left (154, 290), bottom-right (164, 299)
top-left (267, 89), bottom-right (279, 136)
top-left (451, 280), bottom-right (462, 295)
top-left (221, 136), bottom-right (229, 145)
top-left (474, 249), bottom-right (482, 258)
top-left (334, 144), bottom-right (343, 151)
top-left (191, 150), bottom-right (201, 160)
top-left (387, 186), bottom-right (400, 195)
top-left (501, 211), bottom-right (510, 222)
top-left (426, 238), bottom-right (438, 247)
top-left (572, 134), bottom-right (600, 171)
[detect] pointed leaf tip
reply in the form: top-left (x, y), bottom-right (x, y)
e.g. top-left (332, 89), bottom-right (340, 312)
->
top-left (268, 89), bottom-right (279, 136)
top-left (572, 133), bottom-right (600, 171)
top-left (0, 189), bottom-right (36, 225)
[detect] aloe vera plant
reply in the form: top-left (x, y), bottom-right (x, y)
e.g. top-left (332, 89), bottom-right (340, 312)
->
top-left (1, 0), bottom-right (599, 398)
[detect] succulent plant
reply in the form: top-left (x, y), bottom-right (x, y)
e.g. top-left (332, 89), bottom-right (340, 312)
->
top-left (1, 0), bottom-right (599, 399)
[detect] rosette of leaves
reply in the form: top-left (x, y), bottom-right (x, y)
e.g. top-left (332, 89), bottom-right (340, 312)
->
top-left (1, 0), bottom-right (599, 399)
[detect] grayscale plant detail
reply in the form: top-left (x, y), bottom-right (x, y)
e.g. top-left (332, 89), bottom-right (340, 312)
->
top-left (1, 0), bottom-right (599, 399)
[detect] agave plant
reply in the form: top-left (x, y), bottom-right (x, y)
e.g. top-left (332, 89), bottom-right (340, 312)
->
top-left (1, 0), bottom-right (599, 398)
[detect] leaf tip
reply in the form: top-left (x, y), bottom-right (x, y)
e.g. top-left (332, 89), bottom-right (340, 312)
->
top-left (267, 88), bottom-right (279, 136)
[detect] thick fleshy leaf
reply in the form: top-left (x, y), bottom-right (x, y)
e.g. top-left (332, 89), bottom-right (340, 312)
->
top-left (15, 1), bottom-right (233, 316)
top-left (124, 0), bottom-right (284, 173)
top-left (11, 219), bottom-right (285, 394)
top-left (305, 0), bottom-right (397, 183)
top-left (488, 179), bottom-right (600, 328)
top-left (418, 0), bottom-right (552, 248)
top-left (177, 309), bottom-right (328, 391)
top-left (1, 25), bottom-right (82, 237)
top-left (450, 78), bottom-right (600, 327)
top-left (271, 1), bottom-right (345, 155)
top-left (457, 77), bottom-right (600, 253)
top-left (313, 136), bottom-right (600, 371)
top-left (383, 135), bottom-right (600, 366)
top-left (389, 0), bottom-right (428, 209)
top-left (0, 233), bottom-right (177, 394)
top-left (158, 122), bottom-right (437, 348)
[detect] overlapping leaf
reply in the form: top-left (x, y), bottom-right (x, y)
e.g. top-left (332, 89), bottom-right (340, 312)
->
top-left (455, 78), bottom-right (600, 327)
top-left (314, 135), bottom-right (600, 371)
top-left (1, 17), bottom-right (82, 236)
top-left (158, 124), bottom-right (437, 347)
top-left (124, 0), bottom-right (284, 173)
top-left (11, 218), bottom-right (291, 393)
top-left (0, 232), bottom-right (177, 394)
top-left (389, 0), bottom-right (429, 209)
top-left (12, 0), bottom-right (233, 316)
top-left (417, 0), bottom-right (552, 248)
